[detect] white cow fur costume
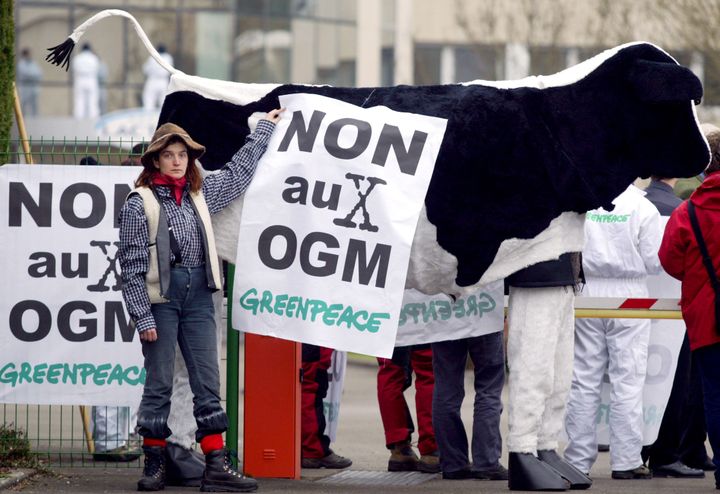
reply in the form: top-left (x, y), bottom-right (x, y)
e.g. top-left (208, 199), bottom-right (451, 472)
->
top-left (47, 10), bottom-right (709, 490)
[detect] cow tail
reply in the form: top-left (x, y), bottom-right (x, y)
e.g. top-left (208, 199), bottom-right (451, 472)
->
top-left (45, 9), bottom-right (178, 76)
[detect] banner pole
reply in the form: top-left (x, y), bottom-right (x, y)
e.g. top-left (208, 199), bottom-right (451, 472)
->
top-left (12, 82), bottom-right (33, 164)
top-left (225, 264), bottom-right (240, 468)
top-left (78, 406), bottom-right (95, 454)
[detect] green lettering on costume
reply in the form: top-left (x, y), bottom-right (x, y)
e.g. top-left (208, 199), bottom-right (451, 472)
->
top-left (465, 295), bottom-right (478, 316)
top-left (436, 300), bottom-right (451, 320)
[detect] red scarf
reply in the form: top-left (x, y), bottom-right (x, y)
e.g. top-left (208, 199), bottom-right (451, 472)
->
top-left (152, 173), bottom-right (187, 205)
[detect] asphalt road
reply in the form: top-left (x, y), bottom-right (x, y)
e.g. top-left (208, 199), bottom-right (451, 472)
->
top-left (6, 358), bottom-right (718, 493)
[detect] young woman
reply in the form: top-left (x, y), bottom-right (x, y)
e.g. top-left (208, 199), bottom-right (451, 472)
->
top-left (119, 108), bottom-right (283, 492)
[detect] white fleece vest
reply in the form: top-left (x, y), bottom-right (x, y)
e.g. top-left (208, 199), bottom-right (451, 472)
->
top-left (132, 187), bottom-right (222, 303)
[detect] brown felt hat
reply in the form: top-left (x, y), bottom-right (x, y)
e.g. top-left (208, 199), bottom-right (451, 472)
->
top-left (141, 123), bottom-right (206, 168)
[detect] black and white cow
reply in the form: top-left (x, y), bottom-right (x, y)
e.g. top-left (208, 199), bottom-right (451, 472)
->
top-left (47, 11), bottom-right (708, 295)
top-left (160, 44), bottom-right (708, 297)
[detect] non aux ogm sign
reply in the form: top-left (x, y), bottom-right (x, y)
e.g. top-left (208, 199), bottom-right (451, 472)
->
top-left (0, 165), bottom-right (144, 406)
top-left (233, 93), bottom-right (448, 358)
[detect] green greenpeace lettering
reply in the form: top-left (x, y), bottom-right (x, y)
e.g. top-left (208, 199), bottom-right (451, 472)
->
top-left (239, 288), bottom-right (390, 333)
top-left (585, 212), bottom-right (631, 223)
top-left (0, 362), bottom-right (145, 387)
top-left (398, 292), bottom-right (497, 326)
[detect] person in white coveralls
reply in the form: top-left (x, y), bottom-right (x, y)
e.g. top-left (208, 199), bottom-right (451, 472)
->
top-left (71, 43), bottom-right (100, 119)
top-left (564, 184), bottom-right (663, 479)
top-left (142, 44), bottom-right (173, 110)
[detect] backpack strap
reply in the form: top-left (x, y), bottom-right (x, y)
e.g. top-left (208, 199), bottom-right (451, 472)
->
top-left (687, 201), bottom-right (720, 335)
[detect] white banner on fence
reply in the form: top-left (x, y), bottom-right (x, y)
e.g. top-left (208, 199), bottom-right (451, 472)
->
top-left (323, 350), bottom-right (347, 442)
top-left (395, 281), bottom-right (504, 347)
top-left (232, 93), bottom-right (448, 358)
top-left (0, 164), bottom-right (144, 406)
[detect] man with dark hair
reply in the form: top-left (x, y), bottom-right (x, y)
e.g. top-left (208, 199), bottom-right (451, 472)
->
top-left (642, 175), bottom-right (707, 479)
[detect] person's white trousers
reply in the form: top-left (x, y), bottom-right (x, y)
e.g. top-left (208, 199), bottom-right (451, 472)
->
top-left (92, 405), bottom-right (135, 451)
top-left (507, 286), bottom-right (575, 454)
top-left (564, 277), bottom-right (650, 473)
top-left (73, 76), bottom-right (99, 119)
top-left (143, 78), bottom-right (169, 111)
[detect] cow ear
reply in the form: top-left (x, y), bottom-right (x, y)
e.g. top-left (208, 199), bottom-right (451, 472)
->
top-left (627, 60), bottom-right (703, 104)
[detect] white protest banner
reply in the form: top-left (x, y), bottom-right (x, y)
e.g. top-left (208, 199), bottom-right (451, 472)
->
top-left (232, 93), bottom-right (448, 358)
top-left (323, 350), bottom-right (347, 442)
top-left (0, 164), bottom-right (144, 406)
top-left (395, 281), bottom-right (504, 347)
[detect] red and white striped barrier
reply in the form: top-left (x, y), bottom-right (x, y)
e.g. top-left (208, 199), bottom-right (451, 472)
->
top-left (574, 297), bottom-right (679, 310)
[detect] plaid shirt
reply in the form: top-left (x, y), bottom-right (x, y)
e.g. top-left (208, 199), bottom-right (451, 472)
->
top-left (119, 119), bottom-right (276, 332)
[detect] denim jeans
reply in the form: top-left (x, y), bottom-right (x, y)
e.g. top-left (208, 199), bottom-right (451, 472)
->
top-left (432, 332), bottom-right (505, 473)
top-left (136, 265), bottom-right (228, 442)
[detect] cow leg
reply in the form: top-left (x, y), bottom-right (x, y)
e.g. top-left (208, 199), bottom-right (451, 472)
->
top-left (507, 286), bottom-right (569, 490)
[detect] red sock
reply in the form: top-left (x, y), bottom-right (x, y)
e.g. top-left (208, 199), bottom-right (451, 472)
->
top-left (200, 434), bottom-right (224, 454)
top-left (143, 438), bottom-right (167, 448)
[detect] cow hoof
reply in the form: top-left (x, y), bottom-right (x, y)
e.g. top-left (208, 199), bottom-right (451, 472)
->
top-left (537, 449), bottom-right (592, 490)
top-left (508, 452), bottom-right (570, 491)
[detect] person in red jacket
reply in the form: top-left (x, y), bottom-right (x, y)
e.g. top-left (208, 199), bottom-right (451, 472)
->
top-left (659, 123), bottom-right (720, 488)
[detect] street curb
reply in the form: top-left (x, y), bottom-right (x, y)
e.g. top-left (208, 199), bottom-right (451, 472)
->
top-left (0, 469), bottom-right (35, 489)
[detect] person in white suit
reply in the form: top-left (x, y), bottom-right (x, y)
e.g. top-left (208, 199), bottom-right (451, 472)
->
top-left (142, 44), bottom-right (173, 110)
top-left (71, 43), bottom-right (100, 119)
top-left (564, 184), bottom-right (663, 479)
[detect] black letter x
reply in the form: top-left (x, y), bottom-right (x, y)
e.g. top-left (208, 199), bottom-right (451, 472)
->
top-left (87, 240), bottom-right (122, 292)
top-left (333, 173), bottom-right (387, 232)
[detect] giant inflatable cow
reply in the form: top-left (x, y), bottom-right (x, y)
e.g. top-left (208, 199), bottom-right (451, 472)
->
top-left (48, 9), bottom-right (710, 491)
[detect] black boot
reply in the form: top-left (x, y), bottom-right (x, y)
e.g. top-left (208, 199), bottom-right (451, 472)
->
top-left (201, 449), bottom-right (258, 492)
top-left (537, 450), bottom-right (592, 490)
top-left (508, 452), bottom-right (570, 491)
top-left (137, 446), bottom-right (166, 491)
top-left (164, 442), bottom-right (205, 487)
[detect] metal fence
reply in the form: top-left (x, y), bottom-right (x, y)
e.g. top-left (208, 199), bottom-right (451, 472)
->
top-left (1, 137), bottom-right (148, 166)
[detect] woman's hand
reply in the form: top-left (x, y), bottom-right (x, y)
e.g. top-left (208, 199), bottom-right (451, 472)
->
top-left (265, 108), bottom-right (285, 124)
top-left (140, 328), bottom-right (158, 342)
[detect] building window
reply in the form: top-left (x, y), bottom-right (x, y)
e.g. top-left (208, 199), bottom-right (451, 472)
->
top-left (414, 45), bottom-right (442, 85)
top-left (703, 51), bottom-right (720, 106)
top-left (455, 45), bottom-right (503, 82)
top-left (529, 46), bottom-right (567, 76)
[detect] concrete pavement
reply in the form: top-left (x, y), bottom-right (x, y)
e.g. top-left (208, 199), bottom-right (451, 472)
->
top-left (8, 359), bottom-right (719, 493)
